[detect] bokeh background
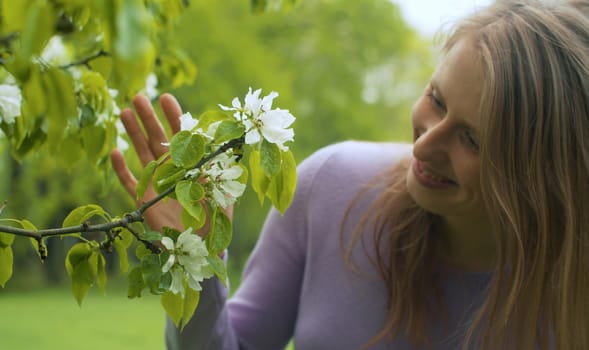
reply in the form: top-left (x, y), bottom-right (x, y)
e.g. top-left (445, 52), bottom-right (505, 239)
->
top-left (0, 0), bottom-right (482, 348)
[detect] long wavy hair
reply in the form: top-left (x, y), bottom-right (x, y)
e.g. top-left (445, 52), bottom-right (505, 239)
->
top-left (345, 1), bottom-right (589, 349)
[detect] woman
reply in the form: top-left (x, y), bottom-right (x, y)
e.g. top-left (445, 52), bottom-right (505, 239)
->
top-left (111, 0), bottom-right (589, 349)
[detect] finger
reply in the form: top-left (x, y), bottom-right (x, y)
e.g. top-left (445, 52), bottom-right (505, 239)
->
top-left (111, 149), bottom-right (138, 199)
top-left (160, 93), bottom-right (182, 134)
top-left (132, 94), bottom-right (170, 158)
top-left (120, 108), bottom-right (155, 166)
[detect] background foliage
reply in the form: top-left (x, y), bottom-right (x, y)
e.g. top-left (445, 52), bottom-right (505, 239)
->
top-left (0, 0), bottom-right (434, 347)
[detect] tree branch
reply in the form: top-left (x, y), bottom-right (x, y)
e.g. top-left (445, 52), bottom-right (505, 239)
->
top-left (0, 137), bottom-right (245, 244)
top-left (59, 50), bottom-right (110, 69)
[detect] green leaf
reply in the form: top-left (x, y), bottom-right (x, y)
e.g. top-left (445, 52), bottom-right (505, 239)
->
top-left (66, 243), bottom-right (96, 306)
top-left (96, 253), bottom-right (107, 292)
top-left (260, 139), bottom-right (281, 178)
top-left (137, 160), bottom-right (158, 200)
top-left (170, 131), bottom-right (205, 168)
top-left (65, 243), bottom-right (92, 276)
top-left (0, 233), bottom-right (15, 248)
top-left (113, 228), bottom-right (133, 272)
top-left (141, 253), bottom-right (162, 292)
top-left (249, 150), bottom-right (270, 204)
top-left (71, 259), bottom-right (95, 306)
top-left (214, 120), bottom-right (245, 144)
top-left (0, 247), bottom-right (14, 287)
top-left (181, 287), bottom-right (200, 330)
top-left (43, 68), bottom-right (77, 151)
top-left (127, 266), bottom-right (146, 299)
top-left (135, 242), bottom-right (152, 260)
top-left (197, 110), bottom-right (231, 131)
top-left (20, 65), bottom-right (45, 120)
top-left (161, 287), bottom-right (201, 330)
top-left (0, 219), bottom-right (41, 258)
top-left (161, 291), bottom-right (183, 327)
top-left (153, 162), bottom-right (186, 194)
top-left (175, 180), bottom-right (205, 225)
top-left (266, 150), bottom-right (297, 214)
top-left (159, 271), bottom-right (172, 291)
top-left (2, 0), bottom-right (31, 33)
top-left (80, 125), bottom-right (108, 165)
top-left (180, 207), bottom-right (206, 232)
top-left (19, 0), bottom-right (55, 58)
top-left (59, 133), bottom-right (84, 168)
top-left (139, 230), bottom-right (163, 241)
top-left (115, 0), bottom-right (153, 60)
top-left (62, 204), bottom-right (108, 238)
top-left (206, 209), bottom-right (232, 255)
top-left (63, 204), bottom-right (108, 228)
top-left (162, 227), bottom-right (181, 242)
top-left (111, 0), bottom-right (155, 97)
top-left (15, 219), bottom-right (46, 260)
top-left (206, 255), bottom-right (227, 287)
top-left (29, 237), bottom-right (47, 260)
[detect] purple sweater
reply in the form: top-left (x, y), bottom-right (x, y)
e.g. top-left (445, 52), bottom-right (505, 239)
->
top-left (165, 141), bottom-right (492, 350)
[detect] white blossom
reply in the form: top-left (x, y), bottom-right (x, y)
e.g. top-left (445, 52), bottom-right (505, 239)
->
top-left (199, 153), bottom-right (246, 209)
top-left (162, 112), bottom-right (216, 148)
top-left (180, 112), bottom-right (199, 132)
top-left (161, 228), bottom-right (213, 296)
top-left (186, 153), bottom-right (246, 208)
top-left (219, 87), bottom-right (295, 151)
top-left (115, 119), bottom-right (129, 152)
top-left (40, 36), bottom-right (70, 66)
top-left (0, 83), bottom-right (22, 124)
top-left (144, 73), bottom-right (158, 100)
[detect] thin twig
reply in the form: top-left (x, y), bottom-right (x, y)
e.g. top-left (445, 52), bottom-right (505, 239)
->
top-left (122, 220), bottom-right (161, 254)
top-left (59, 50), bottom-right (110, 69)
top-left (138, 136), bottom-right (245, 215)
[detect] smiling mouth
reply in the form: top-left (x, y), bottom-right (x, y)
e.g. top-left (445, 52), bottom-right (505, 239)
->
top-left (413, 160), bottom-right (456, 189)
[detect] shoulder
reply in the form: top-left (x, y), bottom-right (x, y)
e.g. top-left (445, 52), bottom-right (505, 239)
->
top-left (297, 140), bottom-right (412, 188)
top-left (290, 141), bottom-right (411, 215)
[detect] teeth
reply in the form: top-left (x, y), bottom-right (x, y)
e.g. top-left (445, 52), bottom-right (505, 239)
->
top-left (420, 163), bottom-right (451, 182)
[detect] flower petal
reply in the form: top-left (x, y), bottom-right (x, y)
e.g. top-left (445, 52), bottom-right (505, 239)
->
top-left (169, 266), bottom-right (185, 296)
top-left (162, 254), bottom-right (175, 273)
top-left (262, 109), bottom-right (295, 128)
top-left (220, 180), bottom-right (246, 198)
top-left (260, 91), bottom-right (278, 111)
top-left (245, 129), bottom-right (261, 145)
top-left (219, 165), bottom-right (243, 181)
top-left (161, 236), bottom-right (175, 250)
top-left (212, 187), bottom-right (233, 208)
top-left (176, 228), bottom-right (197, 250)
top-left (180, 112), bottom-right (199, 131)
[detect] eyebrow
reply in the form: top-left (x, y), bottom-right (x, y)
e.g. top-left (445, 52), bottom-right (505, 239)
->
top-left (430, 80), bottom-right (480, 134)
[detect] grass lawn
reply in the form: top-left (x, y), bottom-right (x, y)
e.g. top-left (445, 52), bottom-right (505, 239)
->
top-left (0, 286), bottom-right (164, 350)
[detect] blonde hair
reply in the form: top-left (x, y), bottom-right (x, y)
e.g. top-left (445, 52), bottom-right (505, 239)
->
top-left (346, 1), bottom-right (589, 349)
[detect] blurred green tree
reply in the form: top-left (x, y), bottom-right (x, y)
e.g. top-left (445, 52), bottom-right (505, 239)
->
top-left (1, 0), bottom-right (434, 289)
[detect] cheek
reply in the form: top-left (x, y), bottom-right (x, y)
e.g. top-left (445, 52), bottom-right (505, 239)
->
top-left (461, 160), bottom-right (481, 191)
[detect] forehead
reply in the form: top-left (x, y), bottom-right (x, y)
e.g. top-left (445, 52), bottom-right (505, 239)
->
top-left (432, 38), bottom-right (484, 128)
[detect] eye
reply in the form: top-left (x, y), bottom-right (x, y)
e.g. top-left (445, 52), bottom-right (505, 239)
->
top-left (461, 129), bottom-right (480, 153)
top-left (426, 86), bottom-right (446, 112)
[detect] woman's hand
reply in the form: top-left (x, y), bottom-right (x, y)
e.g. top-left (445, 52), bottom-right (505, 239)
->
top-left (110, 93), bottom-right (184, 233)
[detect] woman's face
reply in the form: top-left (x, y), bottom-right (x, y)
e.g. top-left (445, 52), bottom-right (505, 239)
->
top-left (406, 38), bottom-right (486, 220)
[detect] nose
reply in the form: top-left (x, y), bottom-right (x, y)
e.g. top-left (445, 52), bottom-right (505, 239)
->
top-left (411, 105), bottom-right (450, 164)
